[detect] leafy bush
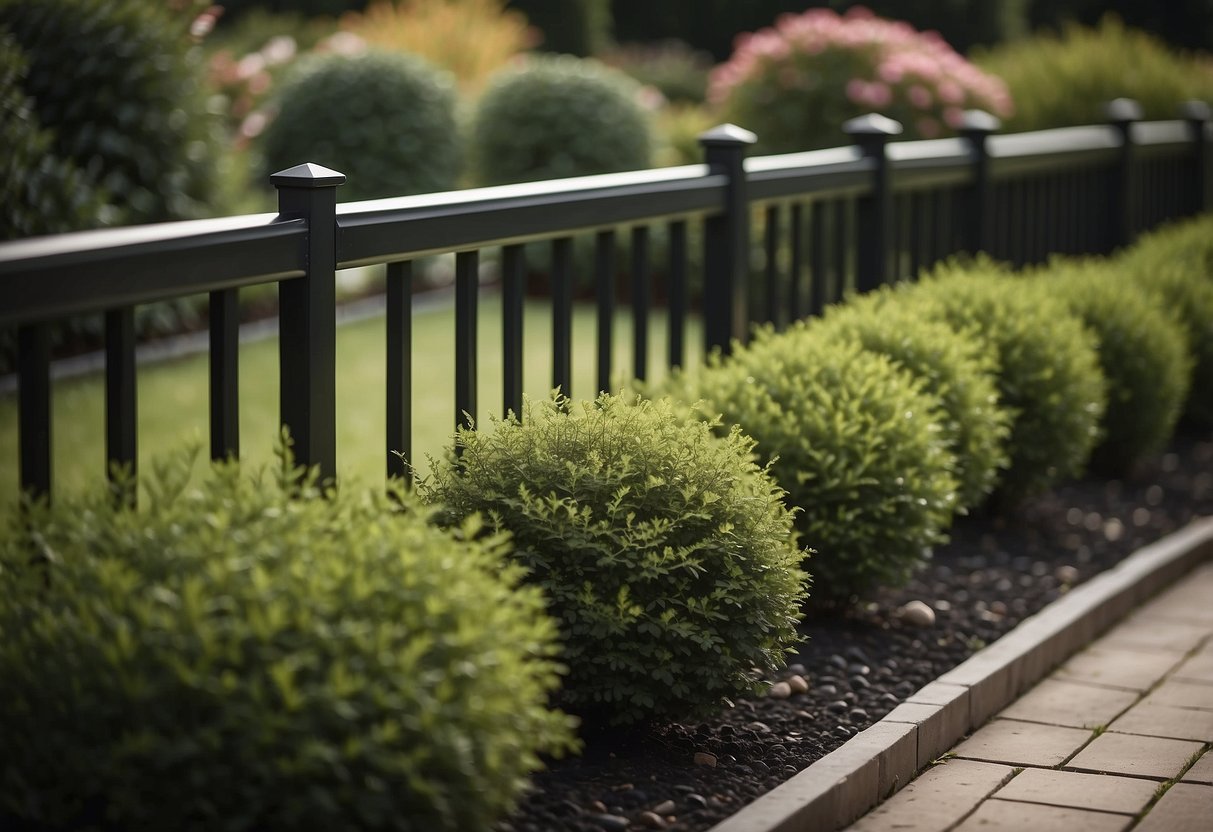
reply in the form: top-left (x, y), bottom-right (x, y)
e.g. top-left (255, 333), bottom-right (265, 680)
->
top-left (420, 393), bottom-right (807, 727)
top-left (259, 49), bottom-right (461, 201)
top-left (1116, 222), bottom-right (1213, 431)
top-left (973, 16), bottom-right (1213, 131)
top-left (0, 0), bottom-right (220, 225)
top-left (709, 6), bottom-right (1013, 154)
top-left (1025, 258), bottom-right (1191, 473)
top-left (814, 297), bottom-right (1011, 510)
top-left (470, 54), bottom-right (654, 185)
top-left (0, 447), bottom-right (577, 831)
top-left (691, 332), bottom-right (958, 607)
top-left (0, 34), bottom-right (105, 239)
top-left (339, 0), bottom-right (536, 96)
top-left (602, 39), bottom-right (715, 104)
top-left (903, 261), bottom-right (1108, 504)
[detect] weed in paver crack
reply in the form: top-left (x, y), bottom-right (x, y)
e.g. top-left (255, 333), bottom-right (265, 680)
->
top-left (1136, 744), bottom-right (1210, 821)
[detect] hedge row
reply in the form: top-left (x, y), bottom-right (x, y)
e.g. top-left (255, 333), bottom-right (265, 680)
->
top-left (3, 215), bottom-right (1210, 828)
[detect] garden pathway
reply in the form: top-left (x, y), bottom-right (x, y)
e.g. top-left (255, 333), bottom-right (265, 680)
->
top-left (846, 558), bottom-right (1213, 831)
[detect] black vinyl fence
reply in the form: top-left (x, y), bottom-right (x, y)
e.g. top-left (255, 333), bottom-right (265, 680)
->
top-left (2, 100), bottom-right (1210, 503)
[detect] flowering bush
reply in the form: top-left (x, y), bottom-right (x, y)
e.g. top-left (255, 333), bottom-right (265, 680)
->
top-left (709, 6), bottom-right (1013, 153)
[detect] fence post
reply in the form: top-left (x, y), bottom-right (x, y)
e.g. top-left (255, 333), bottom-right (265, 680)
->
top-left (699, 123), bottom-right (756, 356)
top-left (271, 162), bottom-right (344, 483)
top-left (1181, 100), bottom-right (1211, 215)
top-left (1104, 97), bottom-right (1142, 252)
top-left (844, 113), bottom-right (902, 294)
top-left (959, 110), bottom-right (1001, 256)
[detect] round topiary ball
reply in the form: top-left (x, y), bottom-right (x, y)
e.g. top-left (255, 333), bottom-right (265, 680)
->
top-left (1027, 258), bottom-right (1191, 474)
top-left (0, 0), bottom-right (219, 224)
top-left (260, 49), bottom-right (461, 201)
top-left (470, 54), bottom-right (654, 185)
top-left (694, 331), bottom-right (959, 608)
top-left (904, 260), bottom-right (1108, 505)
top-left (0, 449), bottom-right (577, 832)
top-left (420, 393), bottom-right (808, 727)
top-left (814, 296), bottom-right (1011, 510)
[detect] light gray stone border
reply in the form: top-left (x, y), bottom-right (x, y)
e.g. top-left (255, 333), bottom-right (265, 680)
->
top-left (710, 517), bottom-right (1213, 832)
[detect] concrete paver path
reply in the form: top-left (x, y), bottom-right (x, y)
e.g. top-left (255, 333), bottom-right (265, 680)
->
top-left (847, 562), bottom-right (1213, 831)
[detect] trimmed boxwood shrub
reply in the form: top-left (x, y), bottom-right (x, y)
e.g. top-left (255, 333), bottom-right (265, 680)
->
top-left (1026, 258), bottom-right (1192, 473)
top-left (420, 393), bottom-right (807, 727)
top-left (814, 297), bottom-right (1011, 510)
top-left (903, 261), bottom-right (1108, 504)
top-left (0, 0), bottom-right (219, 224)
top-left (692, 331), bottom-right (959, 608)
top-left (470, 54), bottom-right (654, 185)
top-left (259, 49), bottom-right (461, 201)
top-left (0, 448), bottom-right (577, 832)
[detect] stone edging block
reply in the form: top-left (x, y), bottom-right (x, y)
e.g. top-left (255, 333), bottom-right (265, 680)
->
top-left (708, 517), bottom-right (1213, 832)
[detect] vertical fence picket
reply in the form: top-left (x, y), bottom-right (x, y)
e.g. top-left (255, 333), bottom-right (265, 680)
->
top-left (17, 323), bottom-right (51, 502)
top-left (788, 202), bottom-right (804, 323)
top-left (502, 244), bottom-right (525, 418)
top-left (1184, 100), bottom-right (1210, 214)
top-left (455, 250), bottom-right (478, 432)
top-left (763, 204), bottom-right (780, 326)
top-left (551, 237), bottom-right (573, 397)
top-left (104, 307), bottom-right (136, 505)
top-left (808, 202), bottom-right (826, 317)
top-left (666, 220), bottom-right (687, 370)
top-left (630, 227), bottom-right (650, 382)
top-left (595, 230), bottom-right (616, 395)
top-left (1106, 98), bottom-right (1142, 252)
top-left (209, 288), bottom-right (239, 461)
top-left (386, 260), bottom-right (412, 482)
top-left (845, 114), bottom-right (901, 294)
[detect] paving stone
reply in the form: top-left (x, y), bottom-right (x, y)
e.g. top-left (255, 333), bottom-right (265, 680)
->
top-left (1181, 750), bottom-right (1213, 785)
top-left (991, 767), bottom-right (1157, 815)
top-left (952, 719), bottom-right (1092, 768)
top-left (1054, 646), bottom-right (1183, 692)
top-left (848, 759), bottom-right (1013, 832)
top-left (1172, 646), bottom-right (1213, 686)
top-left (997, 678), bottom-right (1138, 729)
top-left (1142, 679), bottom-right (1213, 712)
top-left (1066, 732), bottom-right (1203, 780)
top-left (1110, 701), bottom-right (1213, 742)
top-left (953, 799), bottom-right (1131, 832)
top-left (1097, 616), bottom-right (1210, 654)
top-left (1134, 783), bottom-right (1213, 832)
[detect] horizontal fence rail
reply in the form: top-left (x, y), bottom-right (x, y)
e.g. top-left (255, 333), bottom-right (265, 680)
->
top-left (1, 100), bottom-right (1209, 504)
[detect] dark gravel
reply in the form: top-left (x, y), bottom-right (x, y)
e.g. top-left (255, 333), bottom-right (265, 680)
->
top-left (500, 434), bottom-right (1213, 832)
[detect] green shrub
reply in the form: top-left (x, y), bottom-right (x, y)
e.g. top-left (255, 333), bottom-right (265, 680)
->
top-left (974, 16), bottom-right (1213, 131)
top-left (420, 393), bottom-right (807, 727)
top-left (0, 0), bottom-right (220, 225)
top-left (692, 332), bottom-right (958, 607)
top-left (259, 49), bottom-right (461, 201)
top-left (709, 6), bottom-right (1013, 154)
top-left (0, 447), bottom-right (576, 832)
top-left (0, 34), bottom-right (105, 239)
top-left (1116, 231), bottom-right (1213, 431)
top-left (470, 54), bottom-right (654, 185)
top-left (903, 261), bottom-right (1108, 503)
top-left (602, 39), bottom-right (715, 104)
top-left (814, 298), bottom-right (1011, 510)
top-left (1025, 258), bottom-right (1192, 472)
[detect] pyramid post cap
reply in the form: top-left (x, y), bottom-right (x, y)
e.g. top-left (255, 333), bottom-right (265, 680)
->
top-left (1180, 100), bottom-right (1212, 121)
top-left (1103, 98), bottom-right (1144, 123)
top-left (958, 109), bottom-right (1002, 134)
top-left (270, 162), bottom-right (347, 188)
top-left (697, 123), bottom-right (758, 146)
top-left (842, 113), bottom-right (904, 138)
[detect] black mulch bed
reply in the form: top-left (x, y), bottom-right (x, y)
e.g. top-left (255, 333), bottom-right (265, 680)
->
top-left (501, 434), bottom-right (1213, 832)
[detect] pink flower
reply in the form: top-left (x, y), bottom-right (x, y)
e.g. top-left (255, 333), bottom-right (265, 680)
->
top-left (846, 78), bottom-right (868, 104)
top-left (908, 84), bottom-right (932, 109)
top-left (937, 79), bottom-right (964, 105)
top-left (866, 81), bottom-right (892, 108)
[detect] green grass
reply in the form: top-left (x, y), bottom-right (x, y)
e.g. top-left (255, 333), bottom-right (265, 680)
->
top-left (0, 294), bottom-right (702, 508)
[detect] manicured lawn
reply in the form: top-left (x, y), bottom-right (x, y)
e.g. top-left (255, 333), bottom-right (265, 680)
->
top-left (0, 294), bottom-right (701, 508)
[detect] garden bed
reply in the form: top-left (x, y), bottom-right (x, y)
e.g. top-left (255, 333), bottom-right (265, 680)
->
top-left (501, 433), bottom-right (1213, 832)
